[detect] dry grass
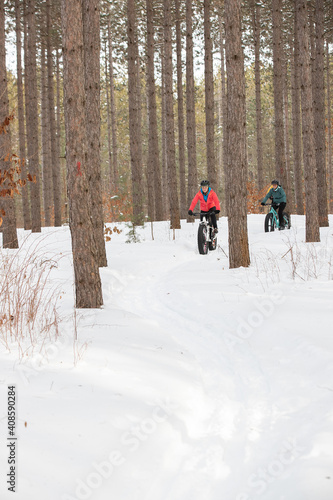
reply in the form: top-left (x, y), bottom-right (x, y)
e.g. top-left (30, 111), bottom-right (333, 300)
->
top-left (0, 235), bottom-right (61, 359)
top-left (282, 233), bottom-right (333, 281)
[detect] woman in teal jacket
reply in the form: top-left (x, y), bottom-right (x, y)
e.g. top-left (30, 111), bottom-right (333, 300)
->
top-left (261, 180), bottom-right (287, 229)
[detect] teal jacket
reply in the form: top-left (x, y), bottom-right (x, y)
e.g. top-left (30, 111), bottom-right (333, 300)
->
top-left (262, 185), bottom-right (286, 205)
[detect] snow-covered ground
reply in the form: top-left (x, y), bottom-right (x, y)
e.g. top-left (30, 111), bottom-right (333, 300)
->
top-left (1, 214), bottom-right (333, 500)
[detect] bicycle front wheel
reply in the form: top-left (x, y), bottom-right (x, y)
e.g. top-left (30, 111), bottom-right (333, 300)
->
top-left (264, 212), bottom-right (275, 232)
top-left (198, 224), bottom-right (209, 254)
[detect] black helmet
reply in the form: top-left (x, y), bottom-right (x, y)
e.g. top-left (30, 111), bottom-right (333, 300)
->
top-left (200, 180), bottom-right (210, 187)
top-left (271, 179), bottom-right (279, 185)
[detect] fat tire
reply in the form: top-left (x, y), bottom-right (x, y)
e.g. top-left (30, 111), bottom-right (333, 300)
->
top-left (198, 224), bottom-right (209, 254)
top-left (209, 232), bottom-right (217, 251)
top-left (264, 212), bottom-right (275, 232)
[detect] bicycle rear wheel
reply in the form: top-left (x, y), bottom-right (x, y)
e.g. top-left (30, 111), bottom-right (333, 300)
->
top-left (209, 228), bottom-right (217, 251)
top-left (283, 212), bottom-right (291, 229)
top-left (198, 224), bottom-right (209, 254)
top-left (264, 212), bottom-right (275, 232)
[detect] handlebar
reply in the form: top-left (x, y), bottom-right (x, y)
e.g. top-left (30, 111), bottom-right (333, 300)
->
top-left (191, 211), bottom-right (215, 216)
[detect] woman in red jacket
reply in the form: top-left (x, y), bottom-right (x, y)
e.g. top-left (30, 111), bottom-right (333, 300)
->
top-left (188, 180), bottom-right (221, 233)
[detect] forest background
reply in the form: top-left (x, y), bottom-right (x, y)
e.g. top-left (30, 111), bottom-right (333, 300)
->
top-left (0, 0), bottom-right (333, 305)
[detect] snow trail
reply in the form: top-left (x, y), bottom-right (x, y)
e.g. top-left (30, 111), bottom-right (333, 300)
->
top-left (1, 216), bottom-right (333, 500)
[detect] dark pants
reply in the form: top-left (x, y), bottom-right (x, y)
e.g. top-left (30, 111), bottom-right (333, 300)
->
top-left (200, 211), bottom-right (217, 229)
top-left (273, 202), bottom-right (286, 226)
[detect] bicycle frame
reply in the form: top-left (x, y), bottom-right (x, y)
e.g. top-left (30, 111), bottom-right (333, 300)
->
top-left (264, 203), bottom-right (289, 232)
top-left (269, 205), bottom-right (280, 228)
top-left (192, 212), bottom-right (217, 254)
top-left (200, 215), bottom-right (212, 240)
top-left (193, 212), bottom-right (213, 240)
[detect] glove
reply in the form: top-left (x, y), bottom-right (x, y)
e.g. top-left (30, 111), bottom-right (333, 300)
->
top-left (188, 210), bottom-right (193, 216)
top-left (261, 202), bottom-right (266, 206)
top-left (215, 209), bottom-right (220, 214)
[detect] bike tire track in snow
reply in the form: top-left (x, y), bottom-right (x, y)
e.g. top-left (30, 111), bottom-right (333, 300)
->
top-left (105, 238), bottom-right (282, 498)
top-left (103, 219), bottom-right (333, 499)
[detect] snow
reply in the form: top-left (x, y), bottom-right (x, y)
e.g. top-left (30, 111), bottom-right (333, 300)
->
top-left (1, 214), bottom-right (333, 500)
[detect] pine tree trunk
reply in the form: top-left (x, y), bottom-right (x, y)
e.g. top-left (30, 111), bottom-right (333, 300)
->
top-left (272, 0), bottom-right (287, 191)
top-left (61, 0), bottom-right (103, 308)
top-left (127, 0), bottom-right (144, 225)
top-left (135, 33), bottom-right (144, 206)
top-left (107, 16), bottom-right (119, 189)
top-left (283, 51), bottom-right (294, 213)
top-left (291, 11), bottom-right (304, 214)
top-left (0, 0), bottom-right (18, 248)
top-left (46, 0), bottom-right (62, 227)
top-left (161, 46), bottom-right (169, 219)
top-left (134, 27), bottom-right (145, 210)
top-left (164, 0), bottom-right (180, 229)
top-left (40, 38), bottom-right (53, 227)
top-left (251, 0), bottom-right (264, 190)
top-left (314, 0), bottom-right (328, 226)
top-left (296, 0), bottom-right (320, 242)
top-left (175, 0), bottom-right (186, 219)
top-left (217, 19), bottom-right (223, 184)
top-left (15, 0), bottom-right (31, 230)
top-left (204, 0), bottom-right (216, 188)
top-left (146, 0), bottom-right (163, 221)
top-left (56, 49), bottom-right (63, 208)
top-left (145, 0), bottom-right (155, 222)
top-left (26, 0), bottom-right (41, 231)
top-left (82, 0), bottom-right (107, 267)
top-left (186, 0), bottom-right (197, 219)
top-left (219, 17), bottom-right (228, 214)
top-left (225, 0), bottom-right (250, 269)
top-left (105, 46), bottom-right (113, 193)
top-left (309, 4), bottom-right (316, 99)
top-left (326, 42), bottom-right (333, 213)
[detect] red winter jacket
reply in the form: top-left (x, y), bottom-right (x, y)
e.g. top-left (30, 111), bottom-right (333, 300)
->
top-left (189, 188), bottom-right (221, 213)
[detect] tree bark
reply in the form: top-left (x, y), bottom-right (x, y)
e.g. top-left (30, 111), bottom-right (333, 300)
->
top-left (175, 0), bottom-right (186, 219)
top-left (40, 36), bottom-right (53, 227)
top-left (313, 0), bottom-right (328, 226)
top-left (15, 0), bottom-right (31, 230)
top-left (46, 0), bottom-right (62, 227)
top-left (82, 0), bottom-right (107, 267)
top-left (225, 0), bottom-right (250, 269)
top-left (26, 0), bottom-right (41, 232)
top-left (56, 49), bottom-right (63, 212)
top-left (146, 0), bottom-right (163, 221)
top-left (283, 50), bottom-right (294, 213)
top-left (107, 15), bottom-right (119, 189)
top-left (272, 0), bottom-right (287, 192)
top-left (127, 0), bottom-right (144, 225)
top-left (291, 12), bottom-right (304, 214)
top-left (296, 0), bottom-right (320, 242)
top-left (326, 42), bottom-right (332, 213)
top-left (61, 0), bottom-right (103, 308)
top-left (161, 44), bottom-right (169, 219)
top-left (164, 0), bottom-right (180, 229)
top-left (251, 0), bottom-right (264, 190)
top-left (186, 0), bottom-right (197, 219)
top-left (0, 0), bottom-right (18, 248)
top-left (105, 44), bottom-right (113, 194)
top-left (204, 0), bottom-right (216, 188)
top-left (219, 16), bottom-right (228, 214)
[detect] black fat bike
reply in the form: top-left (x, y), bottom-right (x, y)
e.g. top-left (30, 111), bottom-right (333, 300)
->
top-left (193, 212), bottom-right (217, 255)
